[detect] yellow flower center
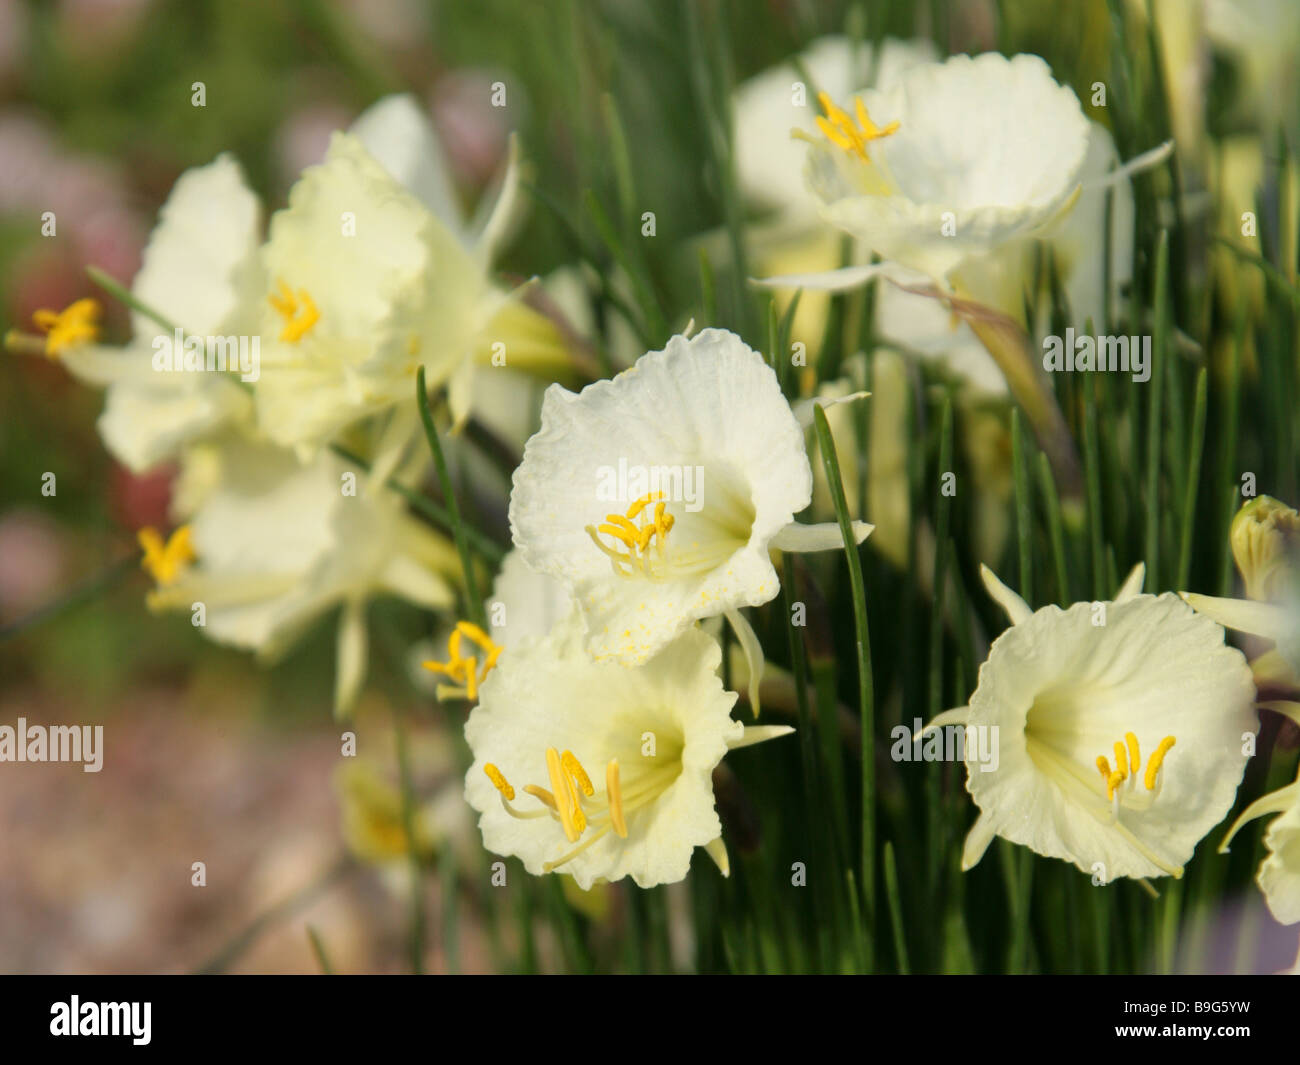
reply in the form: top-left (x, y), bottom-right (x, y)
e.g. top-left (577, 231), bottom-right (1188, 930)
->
top-left (268, 279), bottom-right (320, 343)
top-left (1094, 731), bottom-right (1176, 801)
top-left (138, 525), bottom-right (196, 586)
top-left (422, 620), bottom-right (502, 702)
top-left (585, 492), bottom-right (675, 578)
top-left (814, 91), bottom-right (899, 162)
top-left (31, 298), bottom-right (102, 357)
top-left (484, 745), bottom-right (678, 871)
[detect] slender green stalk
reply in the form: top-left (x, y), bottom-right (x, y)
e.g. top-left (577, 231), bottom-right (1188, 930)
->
top-left (0, 553), bottom-right (136, 641)
top-left (1011, 408), bottom-right (1034, 606)
top-left (584, 188), bottom-right (669, 343)
top-left (883, 842), bottom-right (910, 975)
top-left (306, 925), bottom-right (334, 974)
top-left (86, 265), bottom-right (178, 333)
top-left (1144, 231), bottom-right (1170, 584)
top-left (1176, 369), bottom-right (1208, 590)
top-left (194, 856), bottom-right (351, 974)
top-left (1036, 451), bottom-right (1071, 604)
top-left (415, 366), bottom-right (487, 629)
top-left (811, 404), bottom-right (875, 970)
top-left (1082, 378), bottom-right (1107, 598)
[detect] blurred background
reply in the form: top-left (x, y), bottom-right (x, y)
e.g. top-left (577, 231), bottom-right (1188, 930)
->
top-left (1, 0), bottom-right (1297, 973)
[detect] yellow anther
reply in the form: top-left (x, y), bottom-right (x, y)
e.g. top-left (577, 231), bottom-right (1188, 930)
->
top-left (421, 660), bottom-right (460, 678)
top-left (598, 522), bottom-right (639, 549)
top-left (32, 298), bottom-right (101, 357)
top-left (546, 747), bottom-right (579, 843)
top-left (138, 525), bottom-right (196, 586)
top-left (815, 91), bottom-right (899, 161)
top-left (484, 763), bottom-right (515, 801)
top-left (562, 751), bottom-right (595, 797)
top-left (1096, 755), bottom-right (1112, 783)
top-left (607, 759), bottom-right (628, 838)
top-left (456, 620), bottom-right (495, 649)
top-left (625, 492), bottom-right (662, 520)
top-left (1113, 742), bottom-right (1128, 781)
top-left (855, 95), bottom-right (899, 140)
top-left (420, 619), bottom-right (503, 703)
top-left (815, 114), bottom-right (857, 153)
top-left (1106, 770), bottom-right (1124, 801)
top-left (523, 784), bottom-right (559, 812)
top-left (1144, 736), bottom-right (1177, 791)
top-left (269, 279), bottom-right (320, 343)
top-left (1125, 732), bottom-right (1140, 775)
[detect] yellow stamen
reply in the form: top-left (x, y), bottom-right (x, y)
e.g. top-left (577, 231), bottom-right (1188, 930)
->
top-left (463, 655), bottom-right (478, 702)
top-left (1144, 736), bottom-right (1176, 791)
top-left (625, 492), bottom-right (662, 520)
top-left (523, 784), bottom-right (559, 812)
top-left (32, 298), bottom-right (102, 357)
top-left (587, 492), bottom-right (676, 577)
top-left (1113, 742), bottom-right (1128, 781)
top-left (484, 763), bottom-right (515, 801)
top-left (1106, 770), bottom-right (1124, 801)
top-left (421, 620), bottom-right (502, 703)
top-left (814, 91), bottom-right (899, 161)
top-left (607, 759), bottom-right (628, 838)
top-left (1096, 755), bottom-right (1111, 783)
top-left (137, 525), bottom-right (196, 586)
top-left (269, 279), bottom-right (320, 343)
top-left (546, 747), bottom-right (579, 843)
top-left (562, 751), bottom-right (595, 797)
top-left (456, 620), bottom-right (495, 649)
top-left (1126, 732), bottom-right (1140, 775)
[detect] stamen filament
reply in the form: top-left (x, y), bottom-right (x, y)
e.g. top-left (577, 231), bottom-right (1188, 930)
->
top-left (607, 759), bottom-right (628, 838)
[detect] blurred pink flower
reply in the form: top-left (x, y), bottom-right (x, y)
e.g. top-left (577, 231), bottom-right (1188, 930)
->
top-left (0, 511), bottom-right (68, 623)
top-left (0, 0), bottom-right (28, 83)
top-left (274, 102), bottom-right (354, 188)
top-left (431, 71), bottom-right (511, 187)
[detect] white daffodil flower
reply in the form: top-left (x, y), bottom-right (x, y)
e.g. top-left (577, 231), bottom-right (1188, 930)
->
top-left (733, 35), bottom-right (938, 231)
top-left (254, 98), bottom-right (568, 474)
top-left (925, 563), bottom-right (1257, 881)
top-left (508, 328), bottom-right (872, 695)
top-left (744, 48), bottom-right (1138, 396)
top-left (796, 52), bottom-right (1091, 283)
top-left (1220, 767), bottom-right (1300, 926)
top-left (464, 618), bottom-right (792, 888)
top-left (7, 155), bottom-right (261, 472)
top-left (252, 132), bottom-right (499, 459)
top-left (146, 434), bottom-right (460, 715)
